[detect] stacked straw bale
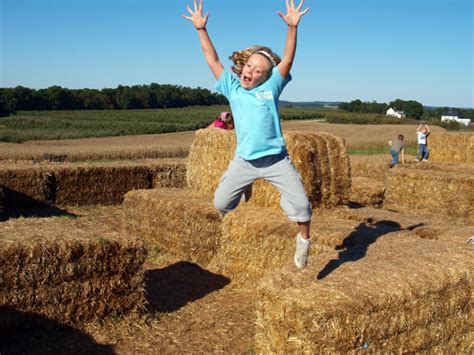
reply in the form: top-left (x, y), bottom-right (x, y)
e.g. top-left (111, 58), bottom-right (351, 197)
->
top-left (187, 129), bottom-right (351, 209)
top-left (0, 217), bottom-right (147, 327)
top-left (0, 159), bottom-right (187, 207)
top-left (384, 165), bottom-right (474, 222)
top-left (208, 206), bottom-right (408, 281)
top-left (350, 155), bottom-right (389, 182)
top-left (0, 167), bottom-right (54, 207)
top-left (256, 235), bottom-right (473, 353)
top-left (53, 165), bottom-right (150, 205)
top-left (350, 177), bottom-right (385, 207)
top-left (429, 132), bottom-right (474, 163)
top-left (123, 188), bottom-right (221, 266)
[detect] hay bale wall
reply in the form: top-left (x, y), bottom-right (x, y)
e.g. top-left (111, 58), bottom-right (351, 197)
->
top-left (208, 206), bottom-right (408, 281)
top-left (350, 155), bottom-right (389, 182)
top-left (384, 165), bottom-right (474, 222)
top-left (0, 217), bottom-right (147, 327)
top-left (123, 189), bottom-right (221, 267)
top-left (429, 132), bottom-right (474, 163)
top-left (186, 129), bottom-right (351, 209)
top-left (256, 236), bottom-right (473, 353)
top-left (350, 177), bottom-right (385, 207)
top-left (0, 168), bottom-right (54, 208)
top-left (0, 160), bottom-right (187, 208)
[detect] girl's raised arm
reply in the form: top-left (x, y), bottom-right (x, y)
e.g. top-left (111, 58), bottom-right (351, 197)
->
top-left (183, 0), bottom-right (223, 80)
top-left (277, 0), bottom-right (310, 79)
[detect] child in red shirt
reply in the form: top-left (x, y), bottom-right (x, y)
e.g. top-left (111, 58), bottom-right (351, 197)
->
top-left (207, 111), bottom-right (234, 130)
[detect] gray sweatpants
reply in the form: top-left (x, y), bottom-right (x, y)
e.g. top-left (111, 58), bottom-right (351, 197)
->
top-left (213, 154), bottom-right (312, 222)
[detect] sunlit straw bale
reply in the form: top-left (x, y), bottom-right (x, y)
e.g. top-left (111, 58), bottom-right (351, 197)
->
top-left (208, 206), bottom-right (407, 281)
top-left (0, 216), bottom-right (147, 327)
top-left (186, 129), bottom-right (350, 209)
top-left (123, 188), bottom-right (221, 267)
top-left (350, 177), bottom-right (385, 207)
top-left (384, 165), bottom-right (474, 222)
top-left (350, 154), bottom-right (390, 182)
top-left (256, 235), bottom-right (473, 353)
top-left (429, 132), bottom-right (474, 163)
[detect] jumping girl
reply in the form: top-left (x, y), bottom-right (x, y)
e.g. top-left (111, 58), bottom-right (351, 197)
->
top-left (183, 0), bottom-right (312, 268)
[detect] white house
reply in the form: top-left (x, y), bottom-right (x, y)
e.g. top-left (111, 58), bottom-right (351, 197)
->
top-left (386, 108), bottom-right (406, 118)
top-left (441, 112), bottom-right (471, 126)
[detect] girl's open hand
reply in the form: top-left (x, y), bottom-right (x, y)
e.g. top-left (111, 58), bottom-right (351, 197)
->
top-left (183, 0), bottom-right (209, 30)
top-left (277, 0), bottom-right (310, 27)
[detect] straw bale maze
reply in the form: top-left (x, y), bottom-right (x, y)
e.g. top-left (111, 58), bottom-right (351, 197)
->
top-left (1, 129), bottom-right (473, 353)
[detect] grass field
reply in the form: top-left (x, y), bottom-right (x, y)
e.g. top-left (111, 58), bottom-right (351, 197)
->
top-left (0, 106), bottom-right (324, 143)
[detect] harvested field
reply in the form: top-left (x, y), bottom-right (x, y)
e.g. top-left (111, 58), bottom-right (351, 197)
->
top-left (123, 189), bottom-right (222, 267)
top-left (0, 210), bottom-right (147, 327)
top-left (187, 129), bottom-right (351, 209)
top-left (0, 159), bottom-right (186, 208)
top-left (256, 235), bottom-right (473, 353)
top-left (350, 177), bottom-right (385, 207)
top-left (0, 131), bottom-right (194, 162)
top-left (429, 132), bottom-right (474, 163)
top-left (281, 121), bottom-right (446, 150)
top-left (350, 154), bottom-right (390, 181)
top-left (0, 122), bottom-right (446, 163)
top-left (384, 164), bottom-right (474, 222)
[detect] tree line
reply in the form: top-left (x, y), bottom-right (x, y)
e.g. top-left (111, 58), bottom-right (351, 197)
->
top-left (0, 84), bottom-right (228, 116)
top-left (339, 98), bottom-right (474, 121)
top-left (338, 99), bottom-right (424, 120)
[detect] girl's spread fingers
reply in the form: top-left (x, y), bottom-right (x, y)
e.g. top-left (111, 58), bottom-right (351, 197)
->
top-left (285, 0), bottom-right (290, 12)
top-left (193, 0), bottom-right (198, 12)
top-left (199, 0), bottom-right (203, 12)
top-left (301, 7), bottom-right (310, 16)
top-left (296, 0), bottom-right (304, 11)
top-left (186, 5), bottom-right (193, 15)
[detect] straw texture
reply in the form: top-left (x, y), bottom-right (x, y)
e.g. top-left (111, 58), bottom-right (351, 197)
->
top-left (208, 206), bottom-right (408, 281)
top-left (256, 235), bottom-right (473, 353)
top-left (0, 216), bottom-right (147, 327)
top-left (123, 188), bottom-right (221, 267)
top-left (186, 129), bottom-right (351, 209)
top-left (350, 177), bottom-right (385, 207)
top-left (384, 165), bottom-right (474, 222)
top-left (0, 159), bottom-right (186, 207)
top-left (429, 132), bottom-right (474, 163)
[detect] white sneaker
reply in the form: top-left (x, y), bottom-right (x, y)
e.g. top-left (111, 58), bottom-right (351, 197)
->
top-left (294, 233), bottom-right (311, 269)
top-left (422, 159), bottom-right (428, 162)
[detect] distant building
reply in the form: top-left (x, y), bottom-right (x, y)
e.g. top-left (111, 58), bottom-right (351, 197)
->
top-left (441, 112), bottom-right (471, 126)
top-left (386, 108), bottom-right (406, 118)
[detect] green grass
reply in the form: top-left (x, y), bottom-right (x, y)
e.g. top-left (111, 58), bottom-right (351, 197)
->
top-left (0, 106), bottom-right (325, 143)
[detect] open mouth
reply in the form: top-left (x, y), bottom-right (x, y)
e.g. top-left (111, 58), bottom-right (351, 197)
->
top-left (243, 75), bottom-right (252, 84)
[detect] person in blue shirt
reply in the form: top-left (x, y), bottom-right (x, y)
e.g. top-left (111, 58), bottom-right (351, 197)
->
top-left (183, 0), bottom-right (312, 268)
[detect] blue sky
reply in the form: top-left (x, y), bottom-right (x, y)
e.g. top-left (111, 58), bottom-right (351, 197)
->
top-left (1, 0), bottom-right (472, 108)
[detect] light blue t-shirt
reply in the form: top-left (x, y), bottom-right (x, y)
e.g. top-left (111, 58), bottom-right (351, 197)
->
top-left (215, 66), bottom-right (291, 160)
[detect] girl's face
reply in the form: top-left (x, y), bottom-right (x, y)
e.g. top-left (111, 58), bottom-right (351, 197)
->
top-left (240, 54), bottom-right (272, 90)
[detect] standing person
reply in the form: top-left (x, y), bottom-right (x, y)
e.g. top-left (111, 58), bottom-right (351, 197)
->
top-left (183, 0), bottom-right (312, 268)
top-left (416, 123), bottom-right (430, 161)
top-left (388, 134), bottom-right (405, 168)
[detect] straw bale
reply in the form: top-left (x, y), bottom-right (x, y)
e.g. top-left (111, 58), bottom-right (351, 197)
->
top-left (350, 154), bottom-right (390, 182)
top-left (384, 165), bottom-right (474, 222)
top-left (350, 177), bottom-right (385, 207)
top-left (150, 161), bottom-right (187, 188)
top-left (123, 188), bottom-right (221, 266)
top-left (53, 165), bottom-right (151, 205)
top-left (0, 216), bottom-right (147, 326)
top-left (208, 206), bottom-right (408, 281)
top-left (186, 129), bottom-right (350, 209)
top-left (429, 132), bottom-right (474, 163)
top-left (256, 235), bottom-right (473, 353)
top-left (0, 167), bottom-right (54, 207)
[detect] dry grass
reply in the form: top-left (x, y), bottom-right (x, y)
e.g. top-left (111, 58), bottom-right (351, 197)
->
top-left (0, 122), bottom-right (446, 162)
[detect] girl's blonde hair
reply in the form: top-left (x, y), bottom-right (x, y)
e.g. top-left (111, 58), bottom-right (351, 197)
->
top-left (229, 45), bottom-right (281, 76)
